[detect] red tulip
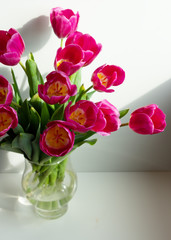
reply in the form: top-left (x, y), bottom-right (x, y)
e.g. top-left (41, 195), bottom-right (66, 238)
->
top-left (129, 104), bottom-right (166, 135)
top-left (54, 44), bottom-right (85, 76)
top-left (64, 100), bottom-right (98, 133)
top-left (38, 70), bottom-right (77, 104)
top-left (0, 28), bottom-right (25, 66)
top-left (92, 100), bottom-right (121, 136)
top-left (91, 64), bottom-right (125, 92)
top-left (50, 7), bottom-right (79, 38)
top-left (65, 31), bottom-right (102, 66)
top-left (40, 120), bottom-right (75, 157)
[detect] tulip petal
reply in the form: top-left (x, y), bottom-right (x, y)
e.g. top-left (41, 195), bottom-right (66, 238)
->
top-left (65, 31), bottom-right (102, 66)
top-left (92, 99), bottom-right (121, 135)
top-left (0, 28), bottom-right (25, 66)
top-left (151, 107), bottom-right (166, 133)
top-left (129, 113), bottom-right (154, 134)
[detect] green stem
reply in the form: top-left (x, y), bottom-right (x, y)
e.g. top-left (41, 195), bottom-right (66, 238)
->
top-left (19, 61), bottom-right (27, 75)
top-left (37, 165), bottom-right (57, 188)
top-left (84, 85), bottom-right (93, 94)
top-left (57, 157), bottom-right (68, 181)
top-left (76, 85), bottom-right (94, 101)
top-left (11, 101), bottom-right (21, 108)
top-left (37, 157), bottom-right (69, 188)
top-left (60, 38), bottom-right (63, 48)
top-left (120, 123), bottom-right (129, 127)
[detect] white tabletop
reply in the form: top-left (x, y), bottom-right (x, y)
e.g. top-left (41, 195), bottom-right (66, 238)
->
top-left (0, 172), bottom-right (171, 240)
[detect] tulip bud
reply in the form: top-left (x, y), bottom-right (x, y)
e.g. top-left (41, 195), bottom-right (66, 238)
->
top-left (50, 7), bottom-right (79, 39)
top-left (129, 104), bottom-right (166, 135)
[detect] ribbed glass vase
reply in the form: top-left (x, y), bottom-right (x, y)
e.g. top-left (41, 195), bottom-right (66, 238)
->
top-left (21, 156), bottom-right (77, 219)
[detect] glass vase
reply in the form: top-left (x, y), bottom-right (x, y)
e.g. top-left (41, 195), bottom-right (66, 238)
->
top-left (21, 156), bottom-right (77, 219)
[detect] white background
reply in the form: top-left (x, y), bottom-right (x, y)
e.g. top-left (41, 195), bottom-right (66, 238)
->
top-left (0, 0), bottom-right (170, 171)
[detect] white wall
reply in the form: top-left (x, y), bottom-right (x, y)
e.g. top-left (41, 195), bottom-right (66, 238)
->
top-left (0, 0), bottom-right (170, 171)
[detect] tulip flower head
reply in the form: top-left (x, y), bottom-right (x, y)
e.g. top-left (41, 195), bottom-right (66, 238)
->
top-left (0, 106), bottom-right (18, 137)
top-left (54, 44), bottom-right (85, 76)
top-left (0, 28), bottom-right (25, 66)
top-left (64, 100), bottom-right (99, 132)
top-left (50, 7), bottom-right (79, 39)
top-left (129, 104), bottom-right (166, 135)
top-left (92, 99), bottom-right (121, 136)
top-left (0, 75), bottom-right (13, 106)
top-left (40, 121), bottom-right (75, 157)
top-left (65, 31), bottom-right (102, 66)
top-left (38, 70), bottom-right (77, 104)
top-left (91, 64), bottom-right (125, 92)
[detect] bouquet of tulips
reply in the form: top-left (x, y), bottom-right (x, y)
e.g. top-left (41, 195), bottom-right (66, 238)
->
top-left (0, 7), bottom-right (166, 179)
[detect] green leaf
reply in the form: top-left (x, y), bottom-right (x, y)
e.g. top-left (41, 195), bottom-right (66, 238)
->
top-left (74, 131), bottom-right (96, 145)
top-left (28, 106), bottom-right (41, 134)
top-left (25, 53), bottom-right (44, 98)
top-left (74, 138), bottom-right (97, 149)
top-left (31, 123), bottom-right (41, 163)
top-left (30, 93), bottom-right (44, 114)
top-left (40, 152), bottom-right (72, 165)
top-left (50, 104), bottom-right (64, 121)
top-left (13, 124), bottom-right (24, 135)
top-left (29, 52), bottom-right (35, 61)
top-left (41, 102), bottom-right (50, 130)
top-left (70, 69), bottom-right (81, 90)
top-left (12, 133), bottom-right (34, 160)
top-left (18, 99), bottom-right (30, 130)
top-left (86, 90), bottom-right (95, 100)
top-left (75, 84), bottom-right (86, 101)
top-left (26, 59), bottom-right (39, 97)
top-left (0, 137), bottom-right (23, 154)
top-left (11, 69), bottom-right (23, 104)
top-left (119, 109), bottom-right (129, 119)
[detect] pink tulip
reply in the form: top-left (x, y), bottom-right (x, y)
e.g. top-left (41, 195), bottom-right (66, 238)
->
top-left (50, 7), bottom-right (79, 39)
top-left (64, 100), bottom-right (99, 132)
top-left (0, 75), bottom-right (13, 106)
top-left (129, 104), bottom-right (166, 135)
top-left (38, 70), bottom-right (77, 104)
top-left (54, 44), bottom-right (85, 76)
top-left (0, 28), bottom-right (25, 66)
top-left (40, 120), bottom-right (75, 157)
top-left (91, 64), bottom-right (125, 92)
top-left (0, 106), bottom-right (18, 137)
top-left (65, 31), bottom-right (102, 66)
top-left (92, 99), bottom-right (121, 136)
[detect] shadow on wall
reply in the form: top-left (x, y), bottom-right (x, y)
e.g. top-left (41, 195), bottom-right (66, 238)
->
top-left (72, 79), bottom-right (171, 172)
top-left (0, 15), bottom-right (52, 172)
top-left (18, 15), bottom-right (52, 55)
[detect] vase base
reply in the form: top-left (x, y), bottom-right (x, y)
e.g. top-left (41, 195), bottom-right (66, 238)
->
top-left (34, 204), bottom-right (68, 219)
